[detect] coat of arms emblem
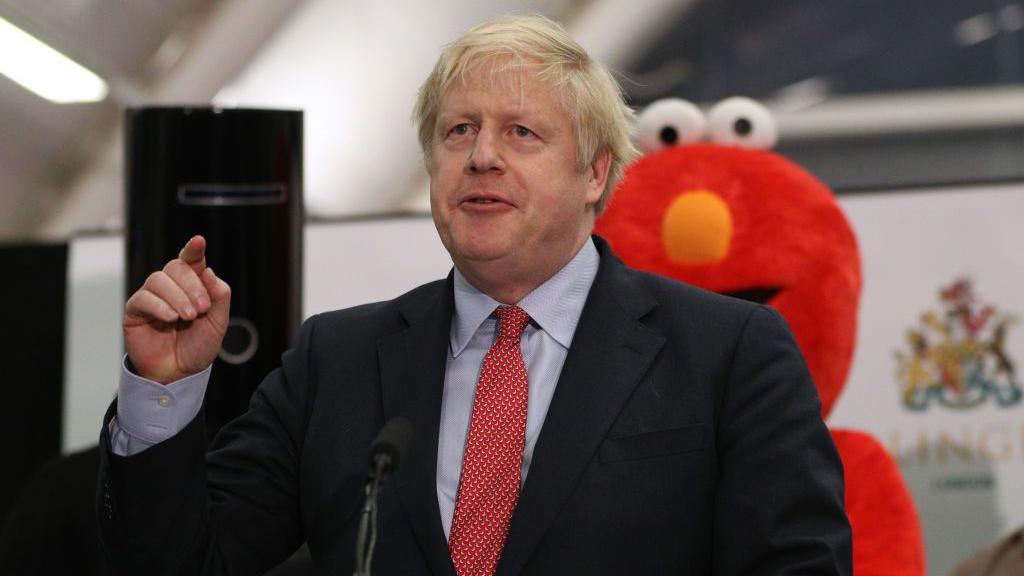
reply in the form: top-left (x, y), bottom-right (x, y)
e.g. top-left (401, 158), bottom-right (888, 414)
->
top-left (896, 278), bottom-right (1021, 410)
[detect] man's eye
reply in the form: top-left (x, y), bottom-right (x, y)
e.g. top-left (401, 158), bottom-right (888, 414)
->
top-left (513, 125), bottom-right (533, 138)
top-left (450, 124), bottom-right (471, 136)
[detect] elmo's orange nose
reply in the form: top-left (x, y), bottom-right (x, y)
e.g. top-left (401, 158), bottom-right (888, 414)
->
top-left (661, 190), bottom-right (733, 265)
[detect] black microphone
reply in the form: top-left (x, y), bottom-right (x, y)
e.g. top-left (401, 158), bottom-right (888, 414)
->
top-left (369, 417), bottom-right (414, 479)
top-left (354, 418), bottom-right (414, 576)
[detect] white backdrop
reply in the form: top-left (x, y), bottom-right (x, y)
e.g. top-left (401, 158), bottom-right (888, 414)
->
top-left (63, 234), bottom-right (126, 456)
top-left (832, 182), bottom-right (1024, 575)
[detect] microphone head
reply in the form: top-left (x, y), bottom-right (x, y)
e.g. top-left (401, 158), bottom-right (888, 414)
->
top-left (370, 417), bottom-right (414, 473)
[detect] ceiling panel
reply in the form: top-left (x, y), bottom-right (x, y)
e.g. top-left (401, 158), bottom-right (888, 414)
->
top-left (626, 0), bottom-right (1024, 105)
top-left (1, 0), bottom-right (213, 78)
top-left (0, 0), bottom-right (214, 238)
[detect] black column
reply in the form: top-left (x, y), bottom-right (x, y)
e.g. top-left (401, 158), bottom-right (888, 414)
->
top-left (125, 107), bottom-right (303, 438)
top-left (0, 243), bottom-right (67, 522)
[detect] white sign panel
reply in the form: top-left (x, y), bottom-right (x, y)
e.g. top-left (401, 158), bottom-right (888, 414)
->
top-left (832, 183), bottom-right (1024, 575)
top-left (62, 234), bottom-right (125, 453)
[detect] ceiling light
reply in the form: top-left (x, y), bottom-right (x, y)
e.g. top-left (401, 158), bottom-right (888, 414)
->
top-left (0, 16), bottom-right (108, 103)
top-left (953, 13), bottom-right (997, 47)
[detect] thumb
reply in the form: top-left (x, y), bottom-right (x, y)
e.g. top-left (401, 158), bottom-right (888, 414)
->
top-left (201, 267), bottom-right (232, 320)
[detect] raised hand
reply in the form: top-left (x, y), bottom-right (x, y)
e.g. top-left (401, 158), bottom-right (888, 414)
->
top-left (123, 235), bottom-right (231, 384)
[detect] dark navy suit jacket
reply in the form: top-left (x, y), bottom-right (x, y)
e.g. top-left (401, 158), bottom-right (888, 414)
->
top-left (98, 236), bottom-right (852, 575)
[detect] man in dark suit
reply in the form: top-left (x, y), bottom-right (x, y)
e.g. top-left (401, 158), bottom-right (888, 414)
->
top-left (99, 14), bottom-right (851, 575)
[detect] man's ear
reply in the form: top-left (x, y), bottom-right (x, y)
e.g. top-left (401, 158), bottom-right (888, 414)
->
top-left (585, 149), bottom-right (612, 206)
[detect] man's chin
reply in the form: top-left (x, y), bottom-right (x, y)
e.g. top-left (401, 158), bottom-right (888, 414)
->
top-left (455, 246), bottom-right (511, 264)
top-left (449, 238), bottom-right (517, 267)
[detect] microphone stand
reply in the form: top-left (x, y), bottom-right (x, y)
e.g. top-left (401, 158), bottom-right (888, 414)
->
top-left (353, 453), bottom-right (391, 576)
top-left (352, 417), bottom-right (412, 576)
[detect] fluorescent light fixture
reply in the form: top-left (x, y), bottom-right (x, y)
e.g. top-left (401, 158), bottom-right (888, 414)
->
top-left (0, 16), bottom-right (108, 103)
top-left (953, 13), bottom-right (997, 47)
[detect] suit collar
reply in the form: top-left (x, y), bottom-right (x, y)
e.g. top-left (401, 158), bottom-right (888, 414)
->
top-left (450, 237), bottom-right (600, 355)
top-left (587, 234), bottom-right (659, 320)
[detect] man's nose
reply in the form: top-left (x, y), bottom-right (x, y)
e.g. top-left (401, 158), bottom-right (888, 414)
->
top-left (467, 128), bottom-right (504, 174)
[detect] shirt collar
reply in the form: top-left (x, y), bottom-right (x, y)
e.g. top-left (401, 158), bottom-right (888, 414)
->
top-left (450, 237), bottom-right (600, 356)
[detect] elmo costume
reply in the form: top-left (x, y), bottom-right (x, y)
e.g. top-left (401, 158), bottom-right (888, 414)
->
top-left (596, 97), bottom-right (925, 574)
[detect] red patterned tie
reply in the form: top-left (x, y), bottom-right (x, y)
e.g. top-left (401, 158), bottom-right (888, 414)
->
top-left (449, 305), bottom-right (531, 576)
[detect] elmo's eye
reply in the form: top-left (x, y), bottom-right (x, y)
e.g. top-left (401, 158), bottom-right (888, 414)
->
top-left (706, 97), bottom-right (777, 150)
top-left (635, 98), bottom-right (705, 154)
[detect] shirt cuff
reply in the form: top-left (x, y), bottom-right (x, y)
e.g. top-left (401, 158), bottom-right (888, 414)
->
top-left (111, 356), bottom-right (211, 454)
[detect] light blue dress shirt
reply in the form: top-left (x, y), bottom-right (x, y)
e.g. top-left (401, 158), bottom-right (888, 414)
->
top-left (109, 363), bottom-right (210, 455)
top-left (111, 238), bottom-right (599, 539)
top-left (437, 238), bottom-right (598, 537)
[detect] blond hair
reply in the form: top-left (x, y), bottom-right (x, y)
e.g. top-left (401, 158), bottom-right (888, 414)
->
top-left (413, 14), bottom-right (639, 213)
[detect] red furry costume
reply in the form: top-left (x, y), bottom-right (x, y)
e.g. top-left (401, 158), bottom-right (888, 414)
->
top-left (595, 99), bottom-right (925, 574)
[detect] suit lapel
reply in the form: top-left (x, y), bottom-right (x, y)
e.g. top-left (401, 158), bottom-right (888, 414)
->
top-left (379, 276), bottom-right (457, 576)
top-left (497, 241), bottom-right (666, 576)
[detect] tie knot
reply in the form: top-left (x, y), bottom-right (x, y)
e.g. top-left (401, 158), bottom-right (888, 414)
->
top-left (495, 305), bottom-right (530, 341)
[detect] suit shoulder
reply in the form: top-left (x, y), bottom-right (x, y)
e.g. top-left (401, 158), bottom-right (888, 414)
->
top-left (629, 267), bottom-right (761, 324)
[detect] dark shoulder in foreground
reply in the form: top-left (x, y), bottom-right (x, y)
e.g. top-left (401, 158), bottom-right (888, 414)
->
top-left (596, 235), bottom-right (765, 331)
top-left (624, 264), bottom-right (767, 329)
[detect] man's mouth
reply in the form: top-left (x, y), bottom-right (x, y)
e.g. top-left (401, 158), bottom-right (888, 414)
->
top-left (459, 193), bottom-right (513, 208)
top-left (721, 286), bottom-right (782, 305)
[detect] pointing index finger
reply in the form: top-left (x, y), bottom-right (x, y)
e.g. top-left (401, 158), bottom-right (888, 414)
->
top-left (178, 235), bottom-right (207, 274)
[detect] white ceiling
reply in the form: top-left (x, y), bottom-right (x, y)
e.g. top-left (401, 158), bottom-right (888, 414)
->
top-left (0, 0), bottom-right (216, 239)
top-left (5, 0), bottom-right (1017, 240)
top-left (2, 0), bottom-right (211, 78)
top-left (3, 0), bottom-right (701, 240)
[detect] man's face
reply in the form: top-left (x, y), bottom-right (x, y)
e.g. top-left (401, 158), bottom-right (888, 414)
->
top-left (429, 65), bottom-right (607, 290)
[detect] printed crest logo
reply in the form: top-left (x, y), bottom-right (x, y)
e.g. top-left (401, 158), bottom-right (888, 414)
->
top-left (896, 278), bottom-right (1021, 411)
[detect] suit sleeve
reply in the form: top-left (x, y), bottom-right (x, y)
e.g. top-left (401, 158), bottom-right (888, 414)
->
top-left (712, 305), bottom-right (852, 575)
top-left (97, 314), bottom-right (322, 576)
